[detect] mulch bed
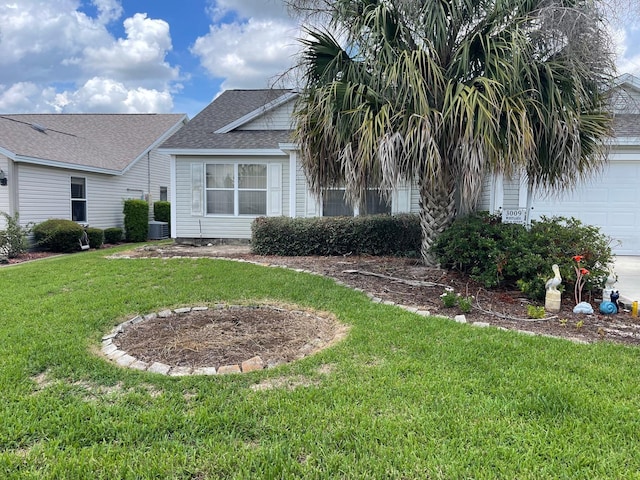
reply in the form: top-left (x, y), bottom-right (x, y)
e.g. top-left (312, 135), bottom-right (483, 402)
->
top-left (114, 305), bottom-right (345, 369)
top-left (114, 244), bottom-right (640, 346)
top-left (10, 244), bottom-right (640, 365)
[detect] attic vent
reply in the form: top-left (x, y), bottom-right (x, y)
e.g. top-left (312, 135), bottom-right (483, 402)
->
top-left (31, 123), bottom-right (47, 133)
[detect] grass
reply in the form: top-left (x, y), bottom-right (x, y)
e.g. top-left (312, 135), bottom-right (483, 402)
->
top-left (1, 246), bottom-right (640, 478)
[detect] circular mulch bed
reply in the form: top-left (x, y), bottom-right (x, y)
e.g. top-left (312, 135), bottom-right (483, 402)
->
top-left (111, 304), bottom-right (348, 372)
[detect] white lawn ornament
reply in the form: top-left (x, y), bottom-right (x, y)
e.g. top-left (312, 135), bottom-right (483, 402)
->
top-left (544, 264), bottom-right (562, 313)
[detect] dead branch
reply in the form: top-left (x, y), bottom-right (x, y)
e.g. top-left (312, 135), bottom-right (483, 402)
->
top-left (342, 269), bottom-right (451, 288)
top-left (474, 295), bottom-right (558, 322)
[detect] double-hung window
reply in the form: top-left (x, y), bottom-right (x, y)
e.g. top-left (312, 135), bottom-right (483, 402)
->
top-left (322, 188), bottom-right (391, 216)
top-left (206, 163), bottom-right (267, 216)
top-left (70, 177), bottom-right (87, 222)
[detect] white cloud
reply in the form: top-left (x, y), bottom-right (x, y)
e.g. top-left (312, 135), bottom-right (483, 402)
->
top-left (0, 1), bottom-right (179, 113)
top-left (49, 77), bottom-right (174, 113)
top-left (193, 0), bottom-right (301, 93)
top-left (83, 13), bottom-right (179, 86)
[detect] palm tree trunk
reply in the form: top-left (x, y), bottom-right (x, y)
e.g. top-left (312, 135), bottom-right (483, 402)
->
top-left (418, 179), bottom-right (456, 265)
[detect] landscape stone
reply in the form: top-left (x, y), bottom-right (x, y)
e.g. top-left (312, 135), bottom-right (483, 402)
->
top-left (174, 307), bottom-right (191, 314)
top-left (130, 360), bottom-right (150, 371)
top-left (169, 366), bottom-right (193, 376)
top-left (158, 309), bottom-right (173, 318)
top-left (147, 362), bottom-right (171, 375)
top-left (454, 315), bottom-right (467, 323)
top-left (193, 367), bottom-right (217, 375)
top-left (108, 349), bottom-right (126, 360)
top-left (472, 322), bottom-right (491, 328)
top-left (115, 354), bottom-right (137, 367)
top-left (218, 364), bottom-right (241, 374)
top-left (102, 343), bottom-right (118, 356)
top-left (144, 312), bottom-right (158, 321)
top-left (241, 356), bottom-right (264, 372)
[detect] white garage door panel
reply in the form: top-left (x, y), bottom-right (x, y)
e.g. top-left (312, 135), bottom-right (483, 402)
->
top-left (532, 162), bottom-right (640, 255)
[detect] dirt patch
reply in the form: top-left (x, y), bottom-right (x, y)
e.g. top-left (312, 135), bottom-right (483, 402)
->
top-left (111, 244), bottom-right (640, 347)
top-left (114, 304), bottom-right (347, 369)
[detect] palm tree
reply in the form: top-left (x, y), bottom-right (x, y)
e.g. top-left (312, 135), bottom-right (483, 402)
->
top-left (291, 0), bottom-right (614, 263)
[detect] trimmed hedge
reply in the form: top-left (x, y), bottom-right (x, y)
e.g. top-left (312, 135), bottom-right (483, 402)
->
top-left (154, 201), bottom-right (170, 223)
top-left (123, 199), bottom-right (149, 242)
top-left (86, 227), bottom-right (104, 249)
top-left (33, 219), bottom-right (84, 253)
top-left (251, 214), bottom-right (421, 257)
top-left (104, 227), bottom-right (124, 244)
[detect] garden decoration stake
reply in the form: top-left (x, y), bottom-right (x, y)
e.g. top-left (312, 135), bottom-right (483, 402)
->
top-left (544, 264), bottom-right (562, 313)
top-left (572, 255), bottom-right (594, 314)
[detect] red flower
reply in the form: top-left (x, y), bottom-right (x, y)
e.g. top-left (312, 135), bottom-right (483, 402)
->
top-left (580, 268), bottom-right (590, 275)
top-left (573, 255), bottom-right (584, 262)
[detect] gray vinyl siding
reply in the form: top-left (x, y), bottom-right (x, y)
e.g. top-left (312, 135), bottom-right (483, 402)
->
top-left (503, 176), bottom-right (521, 210)
top-left (174, 155), bottom-right (290, 240)
top-left (0, 155), bottom-right (10, 228)
top-left (239, 102), bottom-right (295, 131)
top-left (14, 148), bottom-right (172, 229)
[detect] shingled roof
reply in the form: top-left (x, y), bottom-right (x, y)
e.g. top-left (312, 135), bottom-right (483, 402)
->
top-left (0, 113), bottom-right (186, 174)
top-left (161, 89), bottom-right (296, 151)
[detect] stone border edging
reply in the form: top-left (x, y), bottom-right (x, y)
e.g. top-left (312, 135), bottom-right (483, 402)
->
top-left (102, 305), bottom-right (274, 376)
top-left (103, 254), bottom-right (590, 374)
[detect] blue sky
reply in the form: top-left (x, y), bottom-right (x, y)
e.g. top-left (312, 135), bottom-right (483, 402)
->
top-left (0, 0), bottom-right (638, 119)
top-left (0, 0), bottom-right (300, 118)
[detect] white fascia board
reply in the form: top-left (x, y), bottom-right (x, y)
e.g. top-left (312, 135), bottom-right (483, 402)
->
top-left (214, 92), bottom-right (298, 134)
top-left (0, 146), bottom-right (16, 159)
top-left (278, 142), bottom-right (299, 152)
top-left (12, 155), bottom-right (121, 175)
top-left (157, 148), bottom-right (287, 156)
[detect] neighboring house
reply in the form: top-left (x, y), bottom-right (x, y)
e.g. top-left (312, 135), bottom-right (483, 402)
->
top-left (160, 89), bottom-right (415, 243)
top-left (481, 73), bottom-right (640, 255)
top-left (163, 78), bottom-right (640, 254)
top-left (0, 113), bottom-right (187, 231)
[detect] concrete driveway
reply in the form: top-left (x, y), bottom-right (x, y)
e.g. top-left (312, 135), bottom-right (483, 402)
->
top-left (613, 256), bottom-right (640, 305)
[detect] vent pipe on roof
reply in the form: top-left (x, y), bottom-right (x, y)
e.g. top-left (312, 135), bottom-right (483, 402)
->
top-left (31, 123), bottom-right (47, 133)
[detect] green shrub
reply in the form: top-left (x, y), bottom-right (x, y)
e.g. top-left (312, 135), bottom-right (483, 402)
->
top-left (0, 212), bottom-right (32, 258)
top-left (527, 305), bottom-right (546, 319)
top-left (86, 227), bottom-right (104, 249)
top-left (251, 214), bottom-right (421, 257)
top-left (33, 219), bottom-right (84, 253)
top-left (123, 199), bottom-right (149, 242)
top-left (153, 201), bottom-right (170, 231)
top-left (104, 227), bottom-right (124, 244)
top-left (431, 212), bottom-right (614, 300)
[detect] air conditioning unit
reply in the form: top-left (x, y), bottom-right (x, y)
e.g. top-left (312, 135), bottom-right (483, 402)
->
top-left (148, 221), bottom-right (169, 240)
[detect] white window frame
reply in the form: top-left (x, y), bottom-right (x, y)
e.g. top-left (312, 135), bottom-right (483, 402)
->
top-left (321, 188), bottom-right (391, 217)
top-left (70, 176), bottom-right (87, 223)
top-left (205, 162), bottom-right (268, 217)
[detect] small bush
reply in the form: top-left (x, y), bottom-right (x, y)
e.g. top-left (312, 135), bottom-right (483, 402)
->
top-left (527, 305), bottom-right (546, 319)
top-left (86, 227), bottom-right (104, 249)
top-left (154, 201), bottom-right (170, 231)
top-left (251, 214), bottom-right (421, 257)
top-left (104, 227), bottom-right (124, 244)
top-left (123, 199), bottom-right (149, 242)
top-left (0, 212), bottom-right (32, 258)
top-left (33, 219), bottom-right (84, 253)
top-left (431, 212), bottom-right (614, 300)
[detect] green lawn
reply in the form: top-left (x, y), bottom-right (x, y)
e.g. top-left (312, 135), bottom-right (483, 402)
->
top-left (1, 246), bottom-right (639, 479)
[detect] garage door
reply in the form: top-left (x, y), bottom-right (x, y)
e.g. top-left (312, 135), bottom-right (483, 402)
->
top-left (531, 159), bottom-right (640, 255)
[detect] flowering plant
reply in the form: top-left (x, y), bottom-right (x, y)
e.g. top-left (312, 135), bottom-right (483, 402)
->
top-left (440, 287), bottom-right (473, 313)
top-left (573, 255), bottom-right (590, 305)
